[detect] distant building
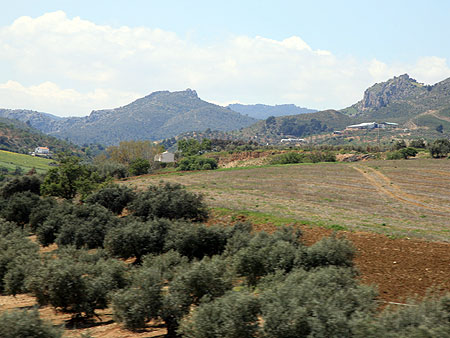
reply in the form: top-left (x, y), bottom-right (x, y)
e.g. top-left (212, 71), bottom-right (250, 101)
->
top-left (346, 122), bottom-right (377, 130)
top-left (154, 151), bottom-right (175, 163)
top-left (280, 138), bottom-right (306, 143)
top-left (346, 122), bottom-right (399, 130)
top-left (31, 146), bottom-right (51, 157)
top-left (35, 146), bottom-right (49, 154)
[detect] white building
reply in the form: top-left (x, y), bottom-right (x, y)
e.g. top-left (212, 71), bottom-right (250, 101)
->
top-left (346, 122), bottom-right (377, 130)
top-left (154, 151), bottom-right (175, 163)
top-left (34, 146), bottom-right (50, 155)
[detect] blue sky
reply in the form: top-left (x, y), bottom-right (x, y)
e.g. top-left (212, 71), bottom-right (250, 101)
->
top-left (1, 0), bottom-right (449, 116)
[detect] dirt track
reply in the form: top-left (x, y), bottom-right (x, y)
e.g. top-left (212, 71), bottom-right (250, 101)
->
top-left (351, 165), bottom-right (449, 213)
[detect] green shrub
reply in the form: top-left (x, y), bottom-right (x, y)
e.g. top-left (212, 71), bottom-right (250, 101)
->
top-left (0, 232), bottom-right (40, 295)
top-left (55, 204), bottom-right (120, 249)
top-left (179, 290), bottom-right (260, 338)
top-left (160, 257), bottom-right (233, 337)
top-left (141, 250), bottom-right (190, 281)
top-left (128, 158), bottom-right (150, 176)
top-left (105, 218), bottom-right (171, 263)
top-left (271, 151), bottom-right (336, 165)
top-left (386, 150), bottom-right (404, 160)
top-left (233, 227), bottom-right (303, 286)
top-left (41, 155), bottom-right (103, 200)
top-left (85, 184), bottom-right (135, 214)
top-left (112, 267), bottom-right (163, 330)
top-left (26, 251), bottom-right (127, 319)
top-left (260, 267), bottom-right (377, 338)
top-left (129, 182), bottom-right (208, 222)
top-left (164, 222), bottom-right (230, 260)
top-left (304, 234), bottom-right (355, 269)
top-left (0, 309), bottom-right (62, 338)
top-left (0, 191), bottom-right (40, 226)
top-left (409, 139), bottom-right (426, 148)
top-left (177, 156), bottom-right (218, 171)
top-left (393, 139), bottom-right (407, 150)
top-left (28, 196), bottom-right (57, 232)
top-left (352, 293), bottom-right (450, 337)
top-left (270, 152), bottom-right (305, 164)
top-left (429, 138), bottom-right (450, 158)
top-left (94, 161), bottom-right (128, 179)
top-left (0, 175), bottom-right (42, 198)
top-left (35, 201), bottom-right (74, 246)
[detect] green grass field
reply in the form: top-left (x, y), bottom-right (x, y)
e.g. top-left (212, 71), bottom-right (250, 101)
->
top-left (0, 150), bottom-right (54, 174)
top-left (124, 159), bottom-right (450, 241)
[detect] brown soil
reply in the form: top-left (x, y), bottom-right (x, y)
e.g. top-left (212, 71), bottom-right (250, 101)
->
top-left (216, 214), bottom-right (450, 304)
top-left (1, 220), bottom-right (449, 337)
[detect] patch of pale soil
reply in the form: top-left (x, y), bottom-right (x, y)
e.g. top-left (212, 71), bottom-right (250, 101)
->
top-left (351, 165), bottom-right (448, 213)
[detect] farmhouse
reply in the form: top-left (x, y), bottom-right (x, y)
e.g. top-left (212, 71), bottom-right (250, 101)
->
top-left (154, 151), bottom-right (175, 163)
top-left (35, 146), bottom-right (49, 154)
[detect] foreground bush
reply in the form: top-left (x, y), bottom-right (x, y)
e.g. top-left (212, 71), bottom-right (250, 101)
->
top-left (129, 182), bottom-right (208, 222)
top-left (105, 218), bottom-right (171, 263)
top-left (259, 267), bottom-right (376, 338)
top-left (26, 250), bottom-right (127, 319)
top-left (0, 174), bottom-right (42, 198)
top-left (164, 222), bottom-right (230, 260)
top-left (0, 231), bottom-right (40, 295)
top-left (179, 290), bottom-right (260, 338)
top-left (112, 267), bottom-right (163, 330)
top-left (0, 309), bottom-right (62, 338)
top-left (353, 293), bottom-right (450, 337)
top-left (0, 191), bottom-right (40, 226)
top-left (233, 227), bottom-right (303, 286)
top-left (85, 184), bottom-right (135, 214)
top-left (37, 203), bottom-right (120, 248)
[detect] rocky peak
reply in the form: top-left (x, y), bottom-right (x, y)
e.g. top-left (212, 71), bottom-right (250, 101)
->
top-left (358, 74), bottom-right (425, 111)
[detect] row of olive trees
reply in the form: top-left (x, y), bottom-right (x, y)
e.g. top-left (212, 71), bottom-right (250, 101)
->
top-left (0, 174), bottom-right (449, 337)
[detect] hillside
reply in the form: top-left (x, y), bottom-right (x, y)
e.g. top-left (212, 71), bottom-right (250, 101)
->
top-left (229, 109), bottom-right (352, 143)
top-left (1, 89), bottom-right (257, 145)
top-left (0, 149), bottom-right (54, 174)
top-left (341, 74), bottom-right (450, 127)
top-left (228, 103), bottom-right (317, 119)
top-left (0, 117), bottom-right (78, 154)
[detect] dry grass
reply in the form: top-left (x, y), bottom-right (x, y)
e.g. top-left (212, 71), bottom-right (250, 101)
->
top-left (123, 158), bottom-right (450, 241)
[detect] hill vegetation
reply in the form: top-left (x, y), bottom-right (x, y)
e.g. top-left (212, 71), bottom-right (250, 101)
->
top-left (341, 74), bottom-right (450, 131)
top-left (0, 117), bottom-right (77, 154)
top-left (228, 103), bottom-right (317, 119)
top-left (1, 90), bottom-right (257, 146)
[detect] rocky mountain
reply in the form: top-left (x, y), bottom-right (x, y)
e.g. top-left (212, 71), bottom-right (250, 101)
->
top-left (339, 74), bottom-right (450, 136)
top-left (0, 89), bottom-right (257, 145)
top-left (227, 103), bottom-right (317, 119)
top-left (342, 74), bottom-right (450, 120)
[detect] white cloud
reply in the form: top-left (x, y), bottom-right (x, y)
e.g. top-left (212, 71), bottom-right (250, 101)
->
top-left (0, 11), bottom-right (449, 116)
top-left (0, 80), bottom-right (140, 116)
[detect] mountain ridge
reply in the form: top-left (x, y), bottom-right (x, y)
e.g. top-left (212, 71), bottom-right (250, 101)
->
top-left (0, 89), bottom-right (257, 145)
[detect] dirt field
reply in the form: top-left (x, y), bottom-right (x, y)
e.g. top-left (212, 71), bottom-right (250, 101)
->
top-left (125, 158), bottom-right (450, 241)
